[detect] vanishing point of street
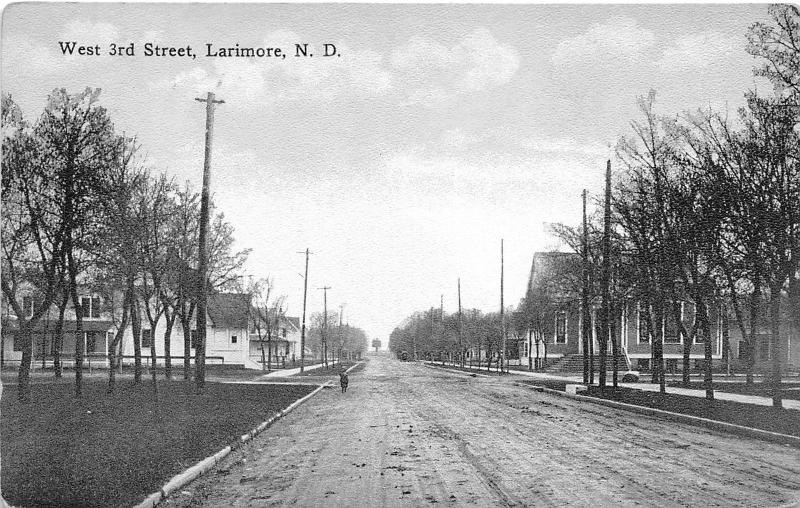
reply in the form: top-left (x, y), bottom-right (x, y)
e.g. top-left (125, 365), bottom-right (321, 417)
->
top-left (166, 356), bottom-right (800, 507)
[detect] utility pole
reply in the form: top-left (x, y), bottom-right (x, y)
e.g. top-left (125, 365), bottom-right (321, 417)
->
top-left (582, 189), bottom-right (592, 385)
top-left (319, 286), bottom-right (331, 368)
top-left (458, 278), bottom-right (463, 368)
top-left (440, 294), bottom-right (444, 363)
top-left (338, 304), bottom-right (345, 367)
top-left (194, 91), bottom-right (224, 392)
top-left (501, 239), bottom-right (506, 374)
top-left (429, 306), bottom-right (434, 362)
top-left (297, 249), bottom-right (311, 372)
top-left (600, 160), bottom-right (612, 390)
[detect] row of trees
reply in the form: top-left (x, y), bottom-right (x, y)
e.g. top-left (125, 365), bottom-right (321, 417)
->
top-left (2, 88), bottom-right (249, 402)
top-left (306, 310), bottom-right (368, 366)
top-left (243, 278), bottom-right (368, 370)
top-left (389, 307), bottom-right (524, 371)
top-left (390, 6), bottom-right (799, 409)
top-left (543, 5), bottom-right (800, 406)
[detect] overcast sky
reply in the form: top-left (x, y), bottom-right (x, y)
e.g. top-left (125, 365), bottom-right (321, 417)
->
top-left (1, 3), bottom-right (772, 342)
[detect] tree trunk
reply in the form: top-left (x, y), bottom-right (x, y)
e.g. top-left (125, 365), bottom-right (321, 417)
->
top-left (163, 312), bottom-right (176, 380)
top-left (17, 322), bottom-right (33, 403)
top-left (770, 283), bottom-right (783, 408)
top-left (746, 287), bottom-right (761, 385)
top-left (131, 298), bottom-right (142, 383)
top-left (68, 251), bottom-right (84, 398)
top-left (267, 335), bottom-right (272, 370)
top-left (53, 290), bottom-right (69, 378)
top-left (108, 288), bottom-right (131, 393)
top-left (181, 314), bottom-right (192, 380)
top-left (543, 341), bottom-right (548, 369)
top-left (597, 316), bottom-right (607, 389)
top-left (611, 305), bottom-right (619, 388)
top-left (260, 341), bottom-right (267, 371)
top-left (528, 330), bottom-right (533, 372)
top-left (697, 297), bottom-right (714, 400)
top-left (678, 301), bottom-right (692, 387)
top-left (150, 323), bottom-right (158, 395)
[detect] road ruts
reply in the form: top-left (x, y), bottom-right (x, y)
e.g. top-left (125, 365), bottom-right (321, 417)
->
top-left (163, 356), bottom-right (800, 507)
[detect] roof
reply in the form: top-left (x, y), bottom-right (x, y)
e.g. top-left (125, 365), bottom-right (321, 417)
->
top-left (208, 293), bottom-right (251, 329)
top-left (528, 251), bottom-right (581, 301)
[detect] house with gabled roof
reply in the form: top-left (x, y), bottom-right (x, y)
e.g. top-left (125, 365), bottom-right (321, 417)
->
top-left (1, 285), bottom-right (117, 370)
top-left (124, 292), bottom-right (253, 367)
top-left (247, 313), bottom-right (301, 369)
top-left (1, 289), bottom-right (258, 370)
top-left (518, 251), bottom-right (731, 373)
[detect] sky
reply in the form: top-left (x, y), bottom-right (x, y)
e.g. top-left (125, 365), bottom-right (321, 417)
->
top-left (1, 3), bottom-right (772, 343)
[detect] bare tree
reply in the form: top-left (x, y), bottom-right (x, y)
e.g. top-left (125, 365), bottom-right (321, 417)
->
top-left (32, 88), bottom-right (121, 398)
top-left (2, 94), bottom-right (66, 402)
top-left (245, 277), bottom-right (286, 371)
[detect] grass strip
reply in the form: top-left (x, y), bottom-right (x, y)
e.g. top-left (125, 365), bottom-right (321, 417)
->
top-left (1, 379), bottom-right (315, 508)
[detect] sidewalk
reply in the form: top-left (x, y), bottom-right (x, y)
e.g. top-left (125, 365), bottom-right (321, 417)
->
top-left (260, 362), bottom-right (326, 378)
top-left (428, 362), bottom-right (800, 411)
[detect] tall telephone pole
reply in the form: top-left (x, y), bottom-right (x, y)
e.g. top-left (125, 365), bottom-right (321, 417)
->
top-left (338, 303), bottom-right (345, 367)
top-left (458, 278), bottom-right (463, 368)
top-left (440, 295), bottom-right (446, 363)
top-left (297, 249), bottom-right (311, 372)
top-left (600, 160), bottom-right (612, 390)
top-left (582, 189), bottom-right (592, 384)
top-left (319, 286), bottom-right (331, 368)
top-left (501, 239), bottom-right (506, 373)
top-left (194, 92), bottom-right (224, 391)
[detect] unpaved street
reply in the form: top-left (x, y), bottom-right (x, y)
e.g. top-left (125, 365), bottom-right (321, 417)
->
top-left (166, 356), bottom-right (800, 507)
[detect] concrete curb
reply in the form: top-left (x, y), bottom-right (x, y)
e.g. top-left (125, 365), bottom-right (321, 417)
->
top-left (515, 382), bottom-right (800, 449)
top-left (424, 362), bottom-right (491, 378)
top-left (132, 380), bottom-right (333, 508)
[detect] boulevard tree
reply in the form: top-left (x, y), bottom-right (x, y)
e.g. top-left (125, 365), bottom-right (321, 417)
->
top-left (2, 94), bottom-right (67, 402)
top-left (33, 88), bottom-right (121, 398)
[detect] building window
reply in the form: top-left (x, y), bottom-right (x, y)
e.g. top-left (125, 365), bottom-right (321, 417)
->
top-left (758, 334), bottom-right (772, 361)
top-left (190, 330), bottom-right (200, 349)
top-left (637, 305), bottom-right (650, 343)
top-left (231, 335), bottom-right (237, 344)
top-left (21, 296), bottom-right (34, 318)
top-left (141, 329), bottom-right (152, 348)
top-left (664, 302), bottom-right (682, 344)
top-left (637, 358), bottom-right (650, 371)
top-left (79, 296), bottom-right (101, 319)
top-left (666, 358), bottom-right (678, 373)
top-left (85, 332), bottom-right (98, 353)
top-left (738, 340), bottom-right (749, 360)
top-left (555, 311), bottom-right (567, 344)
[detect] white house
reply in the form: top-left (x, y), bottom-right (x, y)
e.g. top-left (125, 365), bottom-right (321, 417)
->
top-left (1, 289), bottom-right (263, 370)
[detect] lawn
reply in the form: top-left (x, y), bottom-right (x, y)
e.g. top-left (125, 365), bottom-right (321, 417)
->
top-left (665, 380), bottom-right (800, 400)
top-left (583, 386), bottom-right (800, 439)
top-left (1, 379), bottom-right (315, 508)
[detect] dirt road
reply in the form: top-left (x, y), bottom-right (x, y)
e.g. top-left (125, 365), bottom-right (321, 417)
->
top-left (165, 355), bottom-right (800, 507)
